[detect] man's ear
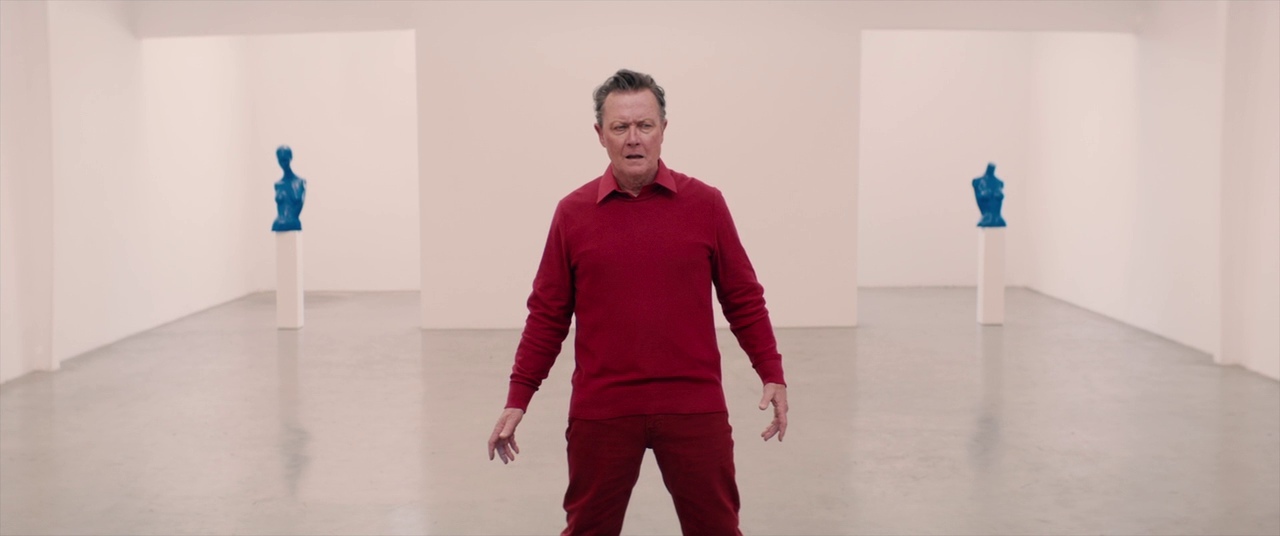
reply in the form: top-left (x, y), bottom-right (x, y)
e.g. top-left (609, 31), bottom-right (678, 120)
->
top-left (594, 122), bottom-right (605, 147)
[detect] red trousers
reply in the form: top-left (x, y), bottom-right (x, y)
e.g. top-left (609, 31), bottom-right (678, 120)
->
top-left (561, 412), bottom-right (742, 536)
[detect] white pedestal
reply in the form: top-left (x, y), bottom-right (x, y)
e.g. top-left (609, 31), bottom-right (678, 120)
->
top-left (276, 231), bottom-right (304, 329)
top-left (977, 227), bottom-right (1005, 325)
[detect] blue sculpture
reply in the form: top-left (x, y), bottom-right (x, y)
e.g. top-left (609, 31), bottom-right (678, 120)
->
top-left (272, 145), bottom-right (307, 232)
top-left (972, 162), bottom-right (1006, 228)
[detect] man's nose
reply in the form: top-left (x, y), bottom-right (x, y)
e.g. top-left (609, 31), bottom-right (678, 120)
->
top-left (624, 126), bottom-right (640, 144)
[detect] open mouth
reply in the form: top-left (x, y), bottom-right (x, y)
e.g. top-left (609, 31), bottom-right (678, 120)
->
top-left (625, 155), bottom-right (644, 160)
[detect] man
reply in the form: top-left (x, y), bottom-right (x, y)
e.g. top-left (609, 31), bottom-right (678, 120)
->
top-left (486, 69), bottom-right (789, 536)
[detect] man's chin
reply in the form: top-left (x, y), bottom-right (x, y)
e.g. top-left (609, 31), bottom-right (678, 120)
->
top-left (618, 160), bottom-right (653, 175)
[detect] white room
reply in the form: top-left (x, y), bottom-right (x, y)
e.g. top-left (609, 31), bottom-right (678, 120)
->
top-left (1, 1), bottom-right (1277, 535)
top-left (0, 7), bottom-right (419, 382)
top-left (859, 18), bottom-right (1276, 377)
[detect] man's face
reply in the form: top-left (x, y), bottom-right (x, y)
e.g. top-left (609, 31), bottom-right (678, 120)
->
top-left (594, 90), bottom-right (666, 185)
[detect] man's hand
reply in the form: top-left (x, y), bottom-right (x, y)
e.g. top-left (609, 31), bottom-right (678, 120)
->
top-left (759, 383), bottom-right (788, 442)
top-left (487, 408), bottom-right (525, 464)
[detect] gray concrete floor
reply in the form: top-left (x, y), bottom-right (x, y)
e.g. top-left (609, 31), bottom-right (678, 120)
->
top-left (1, 288), bottom-right (1277, 535)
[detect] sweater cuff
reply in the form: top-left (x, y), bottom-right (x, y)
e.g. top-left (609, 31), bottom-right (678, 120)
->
top-left (754, 358), bottom-right (787, 387)
top-left (505, 382), bottom-right (537, 412)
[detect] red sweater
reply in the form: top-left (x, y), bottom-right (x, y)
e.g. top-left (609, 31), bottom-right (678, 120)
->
top-left (506, 161), bottom-right (786, 420)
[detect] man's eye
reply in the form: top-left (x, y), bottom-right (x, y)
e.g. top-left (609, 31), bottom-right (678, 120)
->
top-left (613, 126), bottom-right (627, 133)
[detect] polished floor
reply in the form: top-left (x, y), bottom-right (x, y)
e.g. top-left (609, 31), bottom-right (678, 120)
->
top-left (1, 288), bottom-right (1277, 535)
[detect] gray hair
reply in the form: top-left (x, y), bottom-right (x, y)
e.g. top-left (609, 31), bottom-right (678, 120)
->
top-left (593, 69), bottom-right (667, 126)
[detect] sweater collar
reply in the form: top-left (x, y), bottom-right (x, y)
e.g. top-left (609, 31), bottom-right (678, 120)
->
top-left (597, 159), bottom-right (678, 203)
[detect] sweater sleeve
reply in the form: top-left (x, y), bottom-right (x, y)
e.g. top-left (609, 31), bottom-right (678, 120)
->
top-left (710, 189), bottom-right (786, 386)
top-left (505, 203), bottom-right (576, 411)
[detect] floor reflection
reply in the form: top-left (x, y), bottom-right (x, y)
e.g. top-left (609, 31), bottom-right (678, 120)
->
top-left (276, 329), bottom-right (310, 500)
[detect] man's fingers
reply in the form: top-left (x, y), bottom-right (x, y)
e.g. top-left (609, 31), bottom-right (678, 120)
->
top-left (761, 411), bottom-right (790, 442)
top-left (761, 421), bottom-right (779, 441)
top-left (771, 397), bottom-right (788, 442)
top-left (487, 430), bottom-right (499, 460)
top-left (489, 410), bottom-right (525, 464)
top-left (502, 439), bottom-right (514, 464)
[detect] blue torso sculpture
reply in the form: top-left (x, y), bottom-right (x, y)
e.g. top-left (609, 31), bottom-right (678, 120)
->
top-left (272, 145), bottom-right (307, 232)
top-left (972, 163), bottom-right (1006, 228)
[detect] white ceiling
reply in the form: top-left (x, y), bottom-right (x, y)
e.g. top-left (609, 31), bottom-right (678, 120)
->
top-left (128, 0), bottom-right (1143, 39)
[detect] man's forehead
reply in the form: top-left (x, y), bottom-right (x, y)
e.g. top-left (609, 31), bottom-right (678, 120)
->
top-left (602, 91), bottom-right (661, 122)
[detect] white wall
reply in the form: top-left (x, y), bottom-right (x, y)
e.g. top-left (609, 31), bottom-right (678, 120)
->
top-left (1131, 1), bottom-right (1225, 356)
top-left (47, 0), bottom-right (146, 362)
top-left (406, 1), bottom-right (1149, 330)
top-left (123, 0), bottom-right (1151, 332)
top-left (415, 2), bottom-right (860, 329)
top-left (0, 0), bottom-right (56, 383)
top-left (47, 1), bottom-right (260, 364)
top-left (139, 36), bottom-right (258, 317)
top-left (1220, 0), bottom-right (1280, 380)
top-left (859, 31), bottom-right (1033, 288)
top-left (859, 26), bottom-right (1256, 371)
top-left (4, 14), bottom-right (420, 383)
top-left (856, 17), bottom-right (1276, 380)
top-left (244, 31), bottom-right (420, 292)
top-left (1024, 32), bottom-right (1142, 328)
top-left (1025, 2), bottom-right (1226, 356)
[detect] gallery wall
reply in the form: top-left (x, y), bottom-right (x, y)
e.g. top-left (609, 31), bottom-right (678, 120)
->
top-left (45, 2), bottom-right (263, 364)
top-left (0, 0), bottom-right (56, 384)
top-left (406, 0), bottom-right (1148, 330)
top-left (1024, 32), bottom-right (1142, 328)
top-left (1130, 0), bottom-right (1225, 356)
top-left (1221, 0), bottom-right (1280, 380)
top-left (244, 31), bottom-right (420, 292)
top-left (47, 0), bottom-right (147, 362)
top-left (2, 1), bottom-right (419, 382)
top-left (50, 24), bottom-right (420, 362)
top-left (858, 7), bottom-right (1276, 378)
top-left (415, 2), bottom-right (862, 329)
top-left (117, 0), bottom-right (1155, 335)
top-left (1025, 2), bottom-right (1227, 357)
top-left (139, 35), bottom-right (258, 334)
top-left (858, 30), bottom-right (1034, 288)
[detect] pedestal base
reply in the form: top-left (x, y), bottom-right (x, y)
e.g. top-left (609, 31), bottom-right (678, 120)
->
top-left (978, 227), bottom-right (1005, 325)
top-left (276, 231), bottom-right (303, 329)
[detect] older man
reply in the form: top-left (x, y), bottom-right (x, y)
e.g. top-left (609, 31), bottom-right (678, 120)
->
top-left (487, 68), bottom-right (789, 536)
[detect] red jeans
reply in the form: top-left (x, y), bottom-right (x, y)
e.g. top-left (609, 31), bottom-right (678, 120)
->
top-left (561, 412), bottom-right (742, 536)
